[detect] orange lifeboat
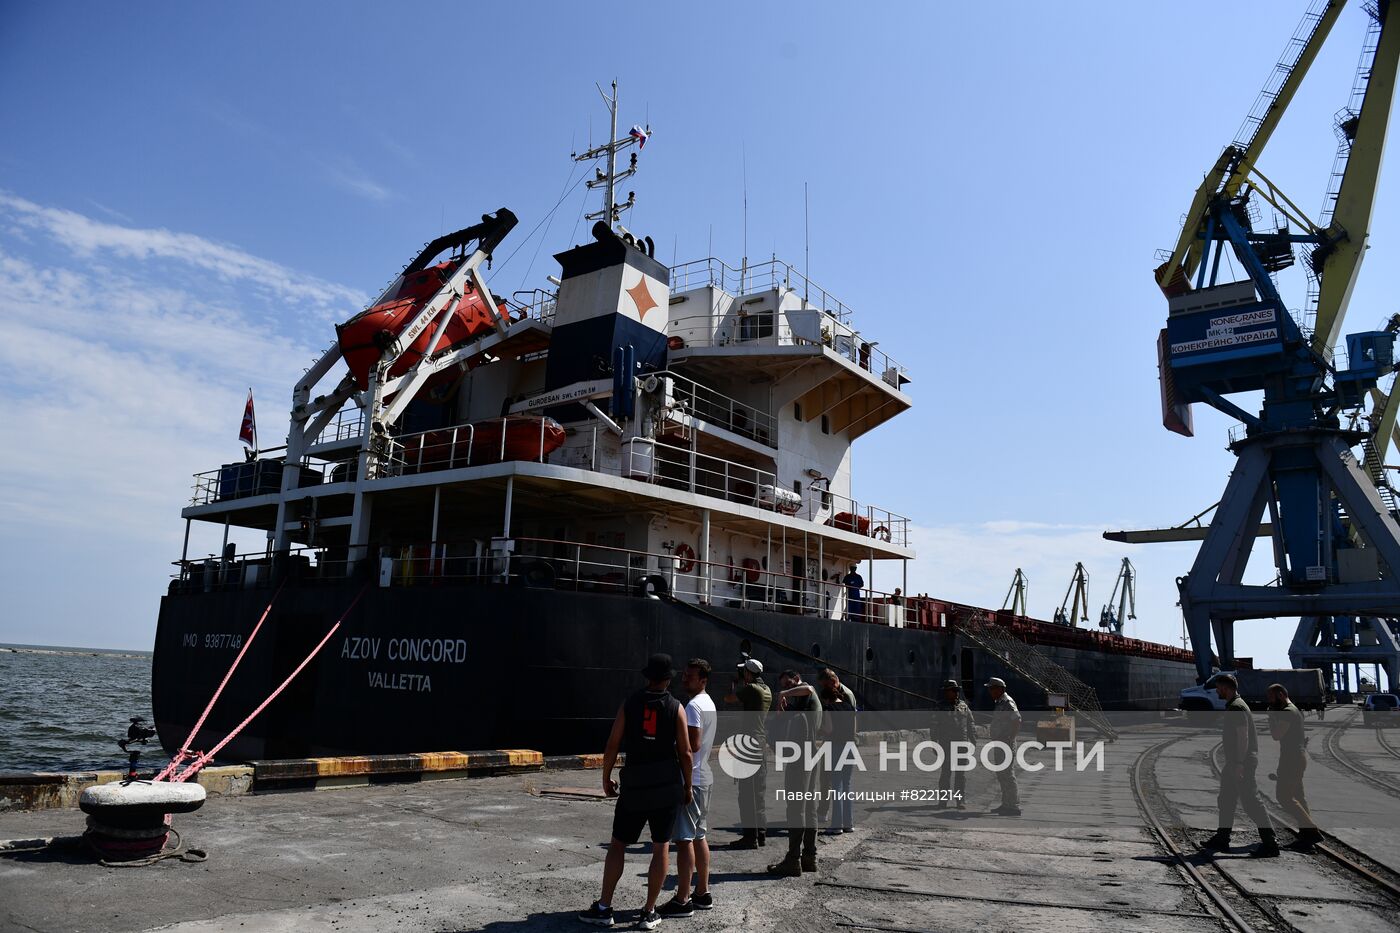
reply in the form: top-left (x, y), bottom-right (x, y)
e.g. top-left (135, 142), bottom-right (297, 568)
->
top-left (336, 210), bottom-right (518, 391)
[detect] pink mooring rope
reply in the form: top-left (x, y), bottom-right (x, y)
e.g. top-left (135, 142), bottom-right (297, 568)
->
top-left (154, 582), bottom-right (286, 782)
top-left (171, 583), bottom-right (369, 783)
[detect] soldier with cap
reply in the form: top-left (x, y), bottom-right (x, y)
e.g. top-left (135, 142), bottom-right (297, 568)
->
top-left (1200, 673), bottom-right (1279, 858)
top-left (768, 669), bottom-right (822, 876)
top-left (725, 656), bottom-right (771, 848)
top-left (985, 677), bottom-right (1022, 816)
top-left (1267, 682), bottom-right (1321, 850)
top-left (931, 679), bottom-right (976, 809)
top-left (581, 653), bottom-right (693, 929)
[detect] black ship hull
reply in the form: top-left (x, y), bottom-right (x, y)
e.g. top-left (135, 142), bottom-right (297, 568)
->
top-left (152, 581), bottom-right (1198, 760)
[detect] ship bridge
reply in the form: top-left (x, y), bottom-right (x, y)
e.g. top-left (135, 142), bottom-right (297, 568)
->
top-left (666, 259), bottom-right (911, 441)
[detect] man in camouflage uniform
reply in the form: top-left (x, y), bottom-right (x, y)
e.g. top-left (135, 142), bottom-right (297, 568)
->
top-left (1268, 682), bottom-right (1322, 850)
top-left (1201, 673), bottom-right (1279, 858)
top-left (931, 679), bottom-right (975, 809)
top-left (985, 677), bottom-right (1021, 816)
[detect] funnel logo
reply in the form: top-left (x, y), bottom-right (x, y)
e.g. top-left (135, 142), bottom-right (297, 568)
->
top-left (717, 734), bottom-right (765, 779)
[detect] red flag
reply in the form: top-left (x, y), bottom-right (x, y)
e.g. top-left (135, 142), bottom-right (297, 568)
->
top-left (239, 389), bottom-right (257, 453)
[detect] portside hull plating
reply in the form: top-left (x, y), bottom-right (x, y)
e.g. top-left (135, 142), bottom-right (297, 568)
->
top-left (152, 583), bottom-right (1197, 759)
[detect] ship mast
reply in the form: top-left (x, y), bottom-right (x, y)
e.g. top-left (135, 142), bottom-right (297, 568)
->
top-left (573, 80), bottom-right (649, 228)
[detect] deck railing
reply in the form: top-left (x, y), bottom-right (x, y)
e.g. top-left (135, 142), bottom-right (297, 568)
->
top-left (188, 426), bottom-right (910, 547)
top-left (669, 257), bottom-right (855, 324)
top-left (663, 371), bottom-right (776, 447)
top-left (169, 538), bottom-right (924, 629)
top-left (667, 257), bottom-right (908, 390)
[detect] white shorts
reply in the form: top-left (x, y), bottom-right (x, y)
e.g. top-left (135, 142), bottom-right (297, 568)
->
top-left (673, 784), bottom-right (711, 842)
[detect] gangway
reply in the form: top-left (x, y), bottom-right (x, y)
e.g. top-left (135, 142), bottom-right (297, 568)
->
top-left (953, 611), bottom-right (1118, 740)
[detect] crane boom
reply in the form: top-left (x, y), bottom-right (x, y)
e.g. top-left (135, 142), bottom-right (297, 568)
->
top-left (1156, 0), bottom-right (1347, 294)
top-left (1312, 3), bottom-right (1400, 352)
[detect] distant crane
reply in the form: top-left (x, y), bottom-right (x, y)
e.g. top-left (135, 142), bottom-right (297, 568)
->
top-left (1053, 563), bottom-right (1089, 627)
top-left (1100, 558), bottom-right (1136, 636)
top-left (1002, 568), bottom-right (1029, 616)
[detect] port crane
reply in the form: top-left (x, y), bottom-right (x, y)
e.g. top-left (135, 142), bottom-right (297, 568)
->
top-left (1099, 558), bottom-right (1136, 636)
top-left (1153, 0), bottom-right (1400, 685)
top-left (1002, 568), bottom-right (1029, 616)
top-left (1053, 563), bottom-right (1089, 627)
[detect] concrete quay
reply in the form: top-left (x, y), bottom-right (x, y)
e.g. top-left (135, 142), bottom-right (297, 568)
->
top-left (1, 717), bottom-right (1398, 932)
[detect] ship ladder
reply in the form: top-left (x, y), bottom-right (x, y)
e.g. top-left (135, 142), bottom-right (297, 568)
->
top-left (953, 610), bottom-right (1119, 741)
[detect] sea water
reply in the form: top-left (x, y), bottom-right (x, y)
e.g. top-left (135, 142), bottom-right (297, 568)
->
top-left (0, 644), bottom-right (154, 772)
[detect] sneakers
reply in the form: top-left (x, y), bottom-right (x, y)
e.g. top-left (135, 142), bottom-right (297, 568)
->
top-left (691, 892), bottom-right (713, 911)
top-left (658, 899), bottom-right (693, 919)
top-left (578, 901), bottom-right (614, 926)
top-left (637, 907), bottom-right (661, 930)
top-left (992, 806), bottom-right (1022, 817)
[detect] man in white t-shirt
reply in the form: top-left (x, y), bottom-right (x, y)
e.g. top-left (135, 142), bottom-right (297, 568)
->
top-left (660, 658), bottom-right (718, 918)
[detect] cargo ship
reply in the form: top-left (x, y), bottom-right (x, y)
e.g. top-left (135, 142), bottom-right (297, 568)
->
top-left (152, 92), bottom-right (1199, 760)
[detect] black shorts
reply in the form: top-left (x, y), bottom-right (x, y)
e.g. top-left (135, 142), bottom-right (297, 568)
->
top-left (612, 803), bottom-right (679, 845)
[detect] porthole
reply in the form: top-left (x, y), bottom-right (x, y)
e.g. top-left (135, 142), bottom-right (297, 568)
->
top-left (908, 649), bottom-right (916, 664)
top-left (740, 638), bottom-right (752, 655)
top-left (811, 643), bottom-right (821, 658)
top-left (865, 646), bottom-right (874, 662)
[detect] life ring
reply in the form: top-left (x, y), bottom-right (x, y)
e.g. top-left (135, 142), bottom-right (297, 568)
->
top-left (872, 525), bottom-right (892, 542)
top-left (674, 543), bottom-right (696, 574)
top-left (741, 557), bottom-right (762, 584)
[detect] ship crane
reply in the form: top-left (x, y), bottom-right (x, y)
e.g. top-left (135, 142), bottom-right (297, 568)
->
top-left (1152, 0), bottom-right (1400, 686)
top-left (1053, 563), bottom-right (1089, 628)
top-left (1100, 558), bottom-right (1136, 636)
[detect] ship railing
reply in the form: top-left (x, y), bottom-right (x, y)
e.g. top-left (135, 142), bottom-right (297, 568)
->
top-left (667, 307), bottom-right (907, 391)
top-left (508, 288), bottom-right (558, 325)
top-left (805, 486), bottom-right (911, 549)
top-left (310, 408), bottom-right (366, 448)
top-left (166, 536), bottom-right (935, 628)
top-left (669, 257), bottom-right (855, 325)
top-left (383, 536), bottom-right (928, 627)
top-left (662, 370), bottom-right (777, 446)
top-left (623, 437), bottom-right (910, 546)
top-left (187, 427), bottom-right (909, 546)
top-left (168, 544), bottom-right (356, 593)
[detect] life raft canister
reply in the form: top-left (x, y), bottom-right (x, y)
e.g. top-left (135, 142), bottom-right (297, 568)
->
top-left (674, 543), bottom-right (697, 573)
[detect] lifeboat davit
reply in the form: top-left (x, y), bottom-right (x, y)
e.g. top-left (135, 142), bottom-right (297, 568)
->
top-left (336, 210), bottom-right (518, 392)
top-left (400, 416), bottom-right (567, 473)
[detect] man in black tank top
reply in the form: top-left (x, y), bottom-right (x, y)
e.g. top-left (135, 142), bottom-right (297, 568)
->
top-left (580, 654), bottom-right (693, 930)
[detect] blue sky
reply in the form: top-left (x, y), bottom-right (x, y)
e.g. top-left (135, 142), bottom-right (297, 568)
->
top-left (2, 1), bottom-right (1398, 665)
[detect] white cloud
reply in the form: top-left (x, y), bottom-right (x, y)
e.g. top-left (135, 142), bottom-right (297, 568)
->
top-left (902, 519), bottom-right (1292, 667)
top-left (0, 198), bottom-right (358, 647)
top-left (0, 191), bottom-right (365, 311)
top-left (321, 157), bottom-right (393, 203)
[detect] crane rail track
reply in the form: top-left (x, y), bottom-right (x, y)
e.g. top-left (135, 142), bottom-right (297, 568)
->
top-left (1130, 736), bottom-right (1260, 933)
top-left (1208, 735), bottom-right (1400, 903)
top-left (1375, 725), bottom-right (1400, 761)
top-left (1320, 711), bottom-right (1400, 799)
